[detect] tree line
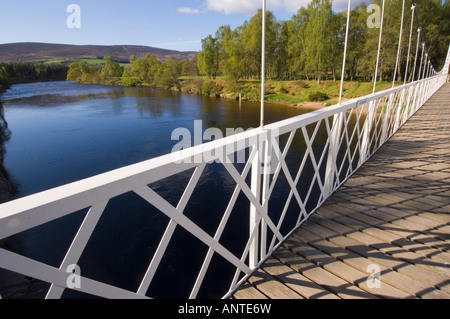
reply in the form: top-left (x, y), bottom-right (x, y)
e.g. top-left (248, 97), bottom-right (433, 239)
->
top-left (197, 0), bottom-right (449, 84)
top-left (66, 0), bottom-right (449, 91)
top-left (66, 55), bottom-right (198, 89)
top-left (0, 62), bottom-right (69, 92)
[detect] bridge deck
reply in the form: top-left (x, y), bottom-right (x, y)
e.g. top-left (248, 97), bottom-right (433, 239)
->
top-left (233, 83), bottom-right (450, 299)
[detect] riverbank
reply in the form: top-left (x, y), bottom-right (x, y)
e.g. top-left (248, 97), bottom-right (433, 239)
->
top-left (66, 57), bottom-right (396, 110)
top-left (178, 77), bottom-right (394, 109)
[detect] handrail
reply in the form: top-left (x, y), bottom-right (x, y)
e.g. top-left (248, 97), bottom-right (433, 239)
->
top-left (0, 67), bottom-right (448, 299)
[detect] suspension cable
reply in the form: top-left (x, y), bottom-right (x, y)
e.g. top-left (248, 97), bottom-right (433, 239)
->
top-left (411, 0), bottom-right (441, 76)
top-left (260, 0), bottom-right (266, 127)
top-left (373, 0), bottom-right (385, 94)
top-left (339, 0), bottom-right (351, 104)
top-left (418, 42), bottom-right (425, 80)
top-left (392, 0), bottom-right (406, 88)
top-left (411, 27), bottom-right (421, 81)
top-left (423, 53), bottom-right (428, 79)
top-left (404, 4), bottom-right (416, 84)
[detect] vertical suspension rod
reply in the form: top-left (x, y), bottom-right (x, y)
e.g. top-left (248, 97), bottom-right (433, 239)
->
top-left (373, 0), bottom-right (385, 94)
top-left (392, 0), bottom-right (406, 88)
top-left (260, 0), bottom-right (266, 127)
top-left (404, 4), bottom-right (416, 84)
top-left (339, 0), bottom-right (351, 104)
top-left (411, 27), bottom-right (421, 82)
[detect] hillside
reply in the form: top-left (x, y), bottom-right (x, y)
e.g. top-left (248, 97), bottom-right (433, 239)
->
top-left (0, 42), bottom-right (198, 64)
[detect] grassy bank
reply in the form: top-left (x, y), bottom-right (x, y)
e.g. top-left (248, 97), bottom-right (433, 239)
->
top-left (179, 77), bottom-right (397, 107)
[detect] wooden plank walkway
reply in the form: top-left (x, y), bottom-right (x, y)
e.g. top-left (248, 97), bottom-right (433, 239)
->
top-left (233, 83), bottom-right (450, 299)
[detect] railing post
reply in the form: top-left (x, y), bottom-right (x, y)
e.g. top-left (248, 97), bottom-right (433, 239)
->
top-left (359, 99), bottom-right (377, 166)
top-left (260, 132), bottom-right (271, 260)
top-left (393, 85), bottom-right (407, 132)
top-left (248, 127), bottom-right (276, 268)
top-left (404, 85), bottom-right (415, 122)
top-left (249, 141), bottom-right (261, 269)
top-left (324, 112), bottom-right (344, 198)
top-left (381, 92), bottom-right (394, 143)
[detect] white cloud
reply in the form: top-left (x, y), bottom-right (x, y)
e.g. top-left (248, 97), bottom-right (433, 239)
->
top-left (181, 0), bottom-right (367, 15)
top-left (178, 7), bottom-right (203, 14)
top-left (205, 0), bottom-right (309, 14)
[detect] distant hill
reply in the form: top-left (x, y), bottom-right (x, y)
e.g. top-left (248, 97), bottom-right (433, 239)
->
top-left (0, 42), bottom-right (198, 64)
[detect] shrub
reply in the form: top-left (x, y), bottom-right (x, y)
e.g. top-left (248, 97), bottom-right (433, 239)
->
top-left (225, 76), bottom-right (241, 93)
top-left (202, 79), bottom-right (223, 97)
top-left (158, 76), bottom-right (176, 89)
top-left (279, 83), bottom-right (289, 94)
top-left (181, 77), bottom-right (204, 95)
top-left (265, 82), bottom-right (276, 94)
top-left (241, 84), bottom-right (260, 101)
top-left (308, 91), bottom-right (330, 102)
top-left (296, 80), bottom-right (310, 89)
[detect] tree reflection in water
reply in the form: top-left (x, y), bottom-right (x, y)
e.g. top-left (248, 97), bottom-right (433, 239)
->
top-left (0, 100), bottom-right (12, 203)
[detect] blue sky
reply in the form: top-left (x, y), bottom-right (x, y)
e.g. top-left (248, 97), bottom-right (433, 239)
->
top-left (0, 0), bottom-right (367, 52)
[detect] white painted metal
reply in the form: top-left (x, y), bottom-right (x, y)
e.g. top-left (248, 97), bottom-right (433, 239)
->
top-left (393, 0), bottom-right (406, 87)
top-left (404, 4), bottom-right (416, 84)
top-left (418, 43), bottom-right (425, 81)
top-left (249, 144), bottom-right (261, 270)
top-left (339, 0), bottom-right (351, 104)
top-left (46, 200), bottom-right (109, 299)
top-left (260, 0), bottom-right (266, 127)
top-left (137, 163), bottom-right (206, 296)
top-left (373, 0), bottom-right (385, 93)
top-left (412, 28), bottom-right (422, 81)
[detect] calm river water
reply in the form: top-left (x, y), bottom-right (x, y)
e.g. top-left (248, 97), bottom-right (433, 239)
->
top-left (0, 81), bottom-right (320, 299)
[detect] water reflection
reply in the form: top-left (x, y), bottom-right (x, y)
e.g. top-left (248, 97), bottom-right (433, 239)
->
top-left (0, 100), bottom-right (12, 202)
top-left (134, 87), bottom-right (183, 119)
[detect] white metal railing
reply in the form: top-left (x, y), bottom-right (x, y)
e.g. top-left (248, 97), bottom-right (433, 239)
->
top-left (0, 60), bottom-right (448, 298)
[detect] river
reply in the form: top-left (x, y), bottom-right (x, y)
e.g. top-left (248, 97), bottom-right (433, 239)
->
top-left (0, 81), bottom-right (326, 299)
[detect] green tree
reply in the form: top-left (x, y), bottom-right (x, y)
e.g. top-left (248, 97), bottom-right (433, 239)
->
top-left (240, 9), bottom-right (278, 79)
top-left (100, 56), bottom-right (124, 85)
top-left (274, 20), bottom-right (291, 80)
top-left (345, 3), bottom-right (369, 80)
top-left (158, 56), bottom-right (182, 89)
top-left (181, 57), bottom-right (199, 76)
top-left (198, 35), bottom-right (220, 78)
top-left (303, 0), bottom-right (333, 85)
top-left (66, 62), bottom-right (83, 81)
top-left (80, 63), bottom-right (101, 84)
top-left (415, 0), bottom-right (450, 71)
top-left (327, 11), bottom-right (346, 81)
top-left (0, 67), bottom-right (10, 91)
top-left (289, 7), bottom-right (310, 79)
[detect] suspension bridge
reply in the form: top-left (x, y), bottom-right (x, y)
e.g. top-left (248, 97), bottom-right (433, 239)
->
top-left (232, 82), bottom-right (450, 299)
top-left (0, 0), bottom-right (449, 299)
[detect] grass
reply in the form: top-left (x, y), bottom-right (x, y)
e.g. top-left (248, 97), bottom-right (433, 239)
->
top-left (255, 79), bottom-right (394, 106)
top-left (178, 77), bottom-right (397, 106)
top-left (45, 57), bottom-right (130, 66)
